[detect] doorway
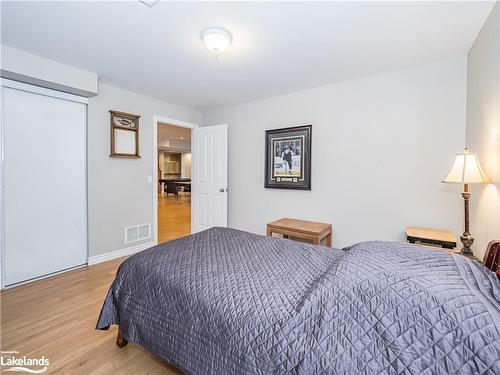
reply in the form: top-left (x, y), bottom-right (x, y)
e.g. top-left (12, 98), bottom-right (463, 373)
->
top-left (156, 122), bottom-right (193, 244)
top-left (153, 117), bottom-right (228, 246)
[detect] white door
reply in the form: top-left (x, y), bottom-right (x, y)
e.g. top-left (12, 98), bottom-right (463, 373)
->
top-left (2, 81), bottom-right (87, 286)
top-left (192, 124), bottom-right (228, 232)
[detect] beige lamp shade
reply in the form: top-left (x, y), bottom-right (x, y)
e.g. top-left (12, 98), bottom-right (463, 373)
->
top-left (443, 148), bottom-right (488, 184)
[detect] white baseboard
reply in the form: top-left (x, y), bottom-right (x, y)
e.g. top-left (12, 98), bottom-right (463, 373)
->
top-left (88, 241), bottom-right (156, 266)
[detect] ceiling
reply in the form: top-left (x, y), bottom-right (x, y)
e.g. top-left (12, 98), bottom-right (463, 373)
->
top-left (158, 123), bottom-right (191, 153)
top-left (1, 1), bottom-right (494, 110)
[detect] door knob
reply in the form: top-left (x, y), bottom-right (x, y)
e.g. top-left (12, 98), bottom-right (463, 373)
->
top-left (219, 188), bottom-right (225, 192)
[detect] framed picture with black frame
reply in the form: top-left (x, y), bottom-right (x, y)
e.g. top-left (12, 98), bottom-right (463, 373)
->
top-left (265, 125), bottom-right (311, 190)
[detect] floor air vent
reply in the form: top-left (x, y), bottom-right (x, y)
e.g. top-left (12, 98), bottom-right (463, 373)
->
top-left (125, 223), bottom-right (151, 244)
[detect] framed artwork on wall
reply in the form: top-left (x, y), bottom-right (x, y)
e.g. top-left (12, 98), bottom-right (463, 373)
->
top-left (265, 125), bottom-right (312, 190)
top-left (109, 110), bottom-right (141, 158)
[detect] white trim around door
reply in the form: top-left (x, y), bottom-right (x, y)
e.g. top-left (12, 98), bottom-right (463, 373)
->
top-left (152, 115), bottom-right (198, 245)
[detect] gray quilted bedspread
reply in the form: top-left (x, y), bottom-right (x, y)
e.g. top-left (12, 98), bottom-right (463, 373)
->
top-left (96, 227), bottom-right (500, 374)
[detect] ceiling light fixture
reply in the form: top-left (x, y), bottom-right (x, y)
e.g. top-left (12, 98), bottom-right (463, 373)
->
top-left (201, 27), bottom-right (232, 57)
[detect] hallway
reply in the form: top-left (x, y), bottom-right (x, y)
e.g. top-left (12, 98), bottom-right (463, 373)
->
top-left (158, 193), bottom-right (191, 244)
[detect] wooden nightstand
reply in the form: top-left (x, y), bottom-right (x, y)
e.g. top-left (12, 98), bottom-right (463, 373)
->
top-left (406, 226), bottom-right (480, 262)
top-left (406, 226), bottom-right (457, 249)
top-left (267, 218), bottom-right (332, 247)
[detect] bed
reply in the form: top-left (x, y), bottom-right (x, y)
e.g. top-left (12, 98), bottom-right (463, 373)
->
top-left (96, 227), bottom-right (500, 374)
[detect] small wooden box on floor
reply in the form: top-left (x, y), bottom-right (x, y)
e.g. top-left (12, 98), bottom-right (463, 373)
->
top-left (267, 218), bottom-right (332, 247)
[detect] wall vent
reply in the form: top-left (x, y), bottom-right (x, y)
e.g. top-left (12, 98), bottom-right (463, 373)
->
top-left (125, 223), bottom-right (151, 244)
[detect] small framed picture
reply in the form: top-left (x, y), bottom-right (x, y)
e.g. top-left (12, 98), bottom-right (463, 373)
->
top-left (265, 125), bottom-right (311, 190)
top-left (109, 110), bottom-right (141, 158)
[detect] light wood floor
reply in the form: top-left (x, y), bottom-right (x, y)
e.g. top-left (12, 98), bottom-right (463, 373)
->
top-left (0, 193), bottom-right (192, 374)
top-left (0, 257), bottom-right (183, 374)
top-left (158, 192), bottom-right (191, 244)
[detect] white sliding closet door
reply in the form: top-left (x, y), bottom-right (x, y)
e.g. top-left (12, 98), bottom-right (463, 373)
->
top-left (2, 81), bottom-right (87, 286)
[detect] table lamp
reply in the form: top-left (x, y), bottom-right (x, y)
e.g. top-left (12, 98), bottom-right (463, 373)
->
top-left (443, 148), bottom-right (488, 255)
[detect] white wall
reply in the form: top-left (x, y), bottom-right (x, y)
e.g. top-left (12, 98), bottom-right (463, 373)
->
top-left (88, 83), bottom-right (201, 256)
top-left (203, 57), bottom-right (467, 248)
top-left (0, 45), bottom-right (98, 97)
top-left (466, 3), bottom-right (500, 260)
top-left (181, 153), bottom-right (192, 179)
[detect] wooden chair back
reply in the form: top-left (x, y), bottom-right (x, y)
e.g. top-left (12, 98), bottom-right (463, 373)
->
top-left (483, 240), bottom-right (500, 277)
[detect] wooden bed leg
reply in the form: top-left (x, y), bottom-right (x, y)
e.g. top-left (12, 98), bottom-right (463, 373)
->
top-left (116, 327), bottom-right (128, 348)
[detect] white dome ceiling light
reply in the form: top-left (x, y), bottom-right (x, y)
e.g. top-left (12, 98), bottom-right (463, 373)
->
top-left (201, 27), bottom-right (233, 57)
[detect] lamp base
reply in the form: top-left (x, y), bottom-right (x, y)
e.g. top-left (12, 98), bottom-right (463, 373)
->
top-left (460, 232), bottom-right (474, 256)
